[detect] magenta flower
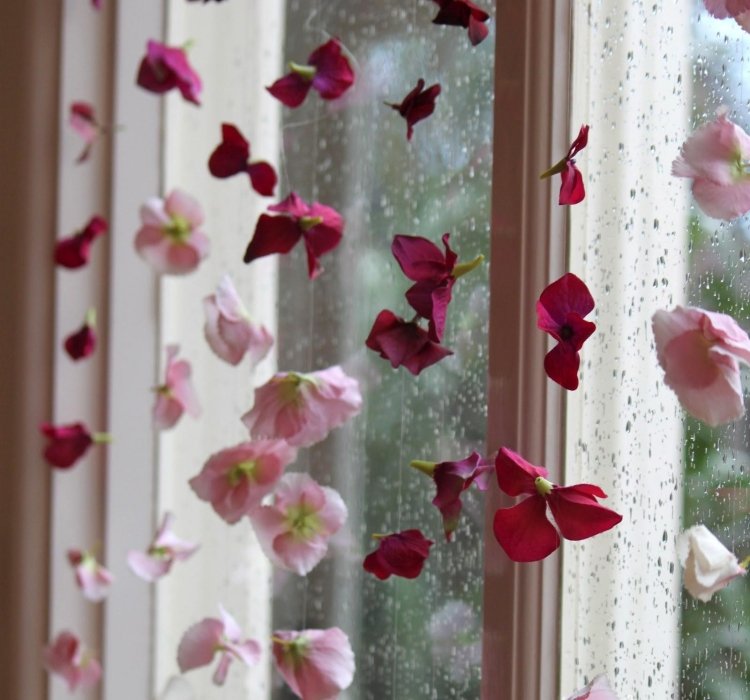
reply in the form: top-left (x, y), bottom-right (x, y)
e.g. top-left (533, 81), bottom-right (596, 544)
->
top-left (242, 365), bottom-right (361, 448)
top-left (386, 79), bottom-right (441, 141)
top-left (652, 306), bottom-right (750, 426)
top-left (43, 631), bottom-right (102, 692)
top-left (540, 124), bottom-right (589, 205)
top-left (704, 0), bottom-right (750, 31)
top-left (363, 529), bottom-right (434, 580)
top-left (91, 0), bottom-right (101, 8)
top-left (153, 345), bottom-right (201, 430)
top-left (189, 439), bottom-right (297, 524)
top-left (536, 272), bottom-right (596, 390)
top-left (127, 512), bottom-right (199, 582)
top-left (63, 308), bottom-right (97, 361)
top-left (250, 473), bottom-right (347, 575)
top-left (243, 192), bottom-right (343, 279)
top-left (69, 101), bottom-right (99, 163)
top-left (40, 422), bottom-right (109, 469)
top-left (177, 606), bottom-right (261, 685)
top-left (492, 447), bottom-right (622, 563)
top-left (67, 549), bottom-right (114, 602)
top-left (267, 38), bottom-right (354, 108)
top-left (136, 40), bottom-right (202, 105)
top-left (431, 0), bottom-right (491, 46)
top-left (135, 189), bottom-right (209, 275)
top-left (208, 123), bottom-right (277, 196)
top-left (54, 215), bottom-right (107, 269)
top-left (566, 675), bottom-right (618, 700)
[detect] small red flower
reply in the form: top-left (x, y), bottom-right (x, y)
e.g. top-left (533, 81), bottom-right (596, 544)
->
top-left (69, 102), bottom-right (99, 163)
top-left (63, 309), bottom-right (97, 361)
top-left (431, 0), bottom-right (491, 46)
top-left (136, 40), bottom-right (202, 105)
top-left (386, 79), bottom-right (441, 141)
top-left (54, 216), bottom-right (107, 269)
top-left (208, 123), bottom-right (277, 196)
top-left (40, 423), bottom-right (95, 469)
top-left (363, 529), bottom-right (434, 580)
top-left (536, 273), bottom-right (596, 390)
top-left (267, 38), bottom-right (354, 108)
top-left (540, 125), bottom-right (589, 205)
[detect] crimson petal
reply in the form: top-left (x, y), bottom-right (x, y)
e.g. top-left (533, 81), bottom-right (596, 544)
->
top-left (243, 214), bottom-right (302, 264)
top-left (391, 234), bottom-right (451, 281)
top-left (208, 123), bottom-right (250, 178)
top-left (559, 162), bottom-right (585, 205)
top-left (363, 529), bottom-right (434, 580)
top-left (247, 162), bottom-right (277, 197)
top-left (546, 485), bottom-right (622, 541)
top-left (495, 447), bottom-right (547, 497)
top-left (493, 495), bottom-right (560, 562)
top-left (544, 343), bottom-right (581, 391)
top-left (266, 73), bottom-right (312, 108)
top-left (309, 38), bottom-right (355, 100)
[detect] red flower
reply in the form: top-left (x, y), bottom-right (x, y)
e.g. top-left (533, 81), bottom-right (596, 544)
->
top-left (40, 423), bottom-right (93, 469)
top-left (492, 447), bottom-right (622, 562)
top-left (136, 40), bottom-right (202, 105)
top-left (54, 216), bottom-right (107, 269)
top-left (208, 123), bottom-right (277, 196)
top-left (363, 529), bottom-right (434, 580)
top-left (536, 273), bottom-right (596, 390)
top-left (267, 38), bottom-right (354, 108)
top-left (69, 102), bottom-right (99, 163)
top-left (431, 0), bottom-right (491, 46)
top-left (63, 310), bottom-right (97, 361)
top-left (386, 79), bottom-right (441, 141)
top-left (243, 192), bottom-right (343, 279)
top-left (540, 125), bottom-right (589, 205)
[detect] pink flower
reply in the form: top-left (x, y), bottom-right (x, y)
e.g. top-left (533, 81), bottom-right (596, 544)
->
top-left (136, 40), bottom-right (202, 105)
top-left (54, 215), bottom-right (107, 269)
top-left (492, 447), bottom-right (622, 562)
top-left (431, 0), bottom-right (491, 46)
top-left (566, 674), bottom-right (619, 699)
top-left (127, 512), bottom-right (199, 582)
top-left (540, 125), bottom-right (589, 205)
top-left (386, 79), bottom-right (441, 141)
top-left (672, 110), bottom-right (750, 220)
top-left (652, 306), bottom-right (750, 426)
top-left (135, 189), bottom-right (209, 275)
top-left (177, 606), bottom-right (261, 685)
top-left (69, 101), bottom-right (99, 163)
top-left (189, 440), bottom-right (297, 524)
top-left (40, 422), bottom-right (108, 469)
top-left (243, 192), bottom-right (343, 279)
top-left (242, 365), bottom-right (361, 448)
top-left (91, 0), bottom-right (101, 8)
top-left (208, 123), bottom-right (277, 196)
top-left (363, 529), bottom-right (434, 580)
top-left (67, 549), bottom-right (114, 602)
top-left (704, 0), bottom-right (750, 30)
top-left (63, 308), bottom-right (97, 361)
top-left (536, 273), bottom-right (596, 390)
top-left (153, 345), bottom-right (201, 430)
top-left (272, 627), bottom-right (355, 700)
top-left (250, 473), bottom-right (347, 575)
top-left (43, 631), bottom-right (102, 691)
top-left (267, 38), bottom-right (354, 108)
top-left (203, 275), bottom-right (274, 367)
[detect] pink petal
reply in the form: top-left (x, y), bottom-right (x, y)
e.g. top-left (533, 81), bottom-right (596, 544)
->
top-left (127, 550), bottom-right (172, 582)
top-left (691, 176), bottom-right (750, 220)
top-left (177, 618), bottom-right (223, 672)
top-left (165, 189), bottom-right (205, 228)
top-left (153, 394), bottom-right (184, 430)
top-left (492, 495), bottom-right (560, 562)
top-left (566, 674), bottom-right (619, 700)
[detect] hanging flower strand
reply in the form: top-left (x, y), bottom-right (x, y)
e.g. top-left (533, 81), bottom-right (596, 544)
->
top-left (540, 124), bottom-right (590, 205)
top-left (386, 79), bottom-right (442, 141)
top-left (136, 40), bottom-right (202, 105)
top-left (208, 123), bottom-right (277, 196)
top-left (40, 422), bottom-right (111, 469)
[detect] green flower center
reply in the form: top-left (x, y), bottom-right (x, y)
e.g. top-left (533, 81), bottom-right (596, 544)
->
top-left (534, 476), bottom-right (553, 497)
top-left (299, 215), bottom-right (324, 231)
top-left (164, 214), bottom-right (191, 242)
top-left (285, 503), bottom-right (321, 540)
top-left (275, 372), bottom-right (317, 404)
top-left (228, 459), bottom-right (258, 487)
top-left (288, 61), bottom-right (317, 81)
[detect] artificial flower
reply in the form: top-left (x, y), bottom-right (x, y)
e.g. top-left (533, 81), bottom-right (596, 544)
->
top-left (536, 272), bottom-right (596, 390)
top-left (189, 439), bottom-right (297, 524)
top-left (135, 189), bottom-right (209, 275)
top-left (652, 305), bottom-right (750, 426)
top-left (677, 524), bottom-right (747, 602)
top-left (704, 0), bottom-right (750, 31)
top-left (672, 110), bottom-right (750, 220)
top-left (208, 123), bottom-right (277, 196)
top-left (69, 101), bottom-right (99, 163)
top-left (492, 447), bottom-right (622, 562)
top-left (203, 275), bottom-right (274, 367)
top-left (431, 0), bottom-right (491, 46)
top-left (40, 421), bottom-right (109, 469)
top-left (250, 473), bottom-right (347, 575)
top-left (63, 308), bottom-right (97, 361)
top-left (67, 549), bottom-right (114, 602)
top-left (127, 512), bottom-right (199, 582)
top-left (43, 631), bottom-right (102, 691)
top-left (267, 38), bottom-right (354, 108)
top-left (177, 606), bottom-right (261, 685)
top-left (153, 345), bottom-right (201, 430)
top-left (242, 365), bottom-right (361, 448)
top-left (540, 124), bottom-right (589, 205)
top-left (386, 79), bottom-right (441, 141)
top-left (363, 529), bottom-right (434, 580)
top-left (136, 40), bottom-right (202, 105)
top-left (272, 627), bottom-right (355, 700)
top-left (566, 674), bottom-right (619, 699)
top-left (54, 215), bottom-right (107, 269)
top-left (243, 192), bottom-right (343, 279)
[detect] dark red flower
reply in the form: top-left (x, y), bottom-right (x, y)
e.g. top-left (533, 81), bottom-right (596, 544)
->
top-left (63, 310), bottom-right (97, 361)
top-left (136, 40), bottom-right (202, 105)
top-left (536, 273), bottom-right (596, 390)
top-left (492, 447), bottom-right (622, 563)
top-left (540, 124), bottom-right (589, 205)
top-left (40, 423), bottom-right (94, 469)
top-left (243, 192), bottom-right (343, 279)
top-left (54, 216), bottom-right (108, 270)
top-left (267, 38), bottom-right (354, 108)
top-left (363, 529), bottom-right (434, 580)
top-left (431, 0), bottom-right (491, 46)
top-left (386, 79), bottom-right (441, 141)
top-left (208, 123), bottom-right (277, 196)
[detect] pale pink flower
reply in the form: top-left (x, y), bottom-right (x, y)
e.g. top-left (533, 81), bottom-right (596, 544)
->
top-left (250, 473), bottom-right (347, 575)
top-left (203, 275), bottom-right (274, 366)
top-left (704, 0), bottom-right (750, 31)
top-left (189, 439), bottom-right (297, 524)
top-left (43, 631), bottom-right (102, 691)
top-left (153, 344), bottom-right (201, 430)
top-left (652, 305), bottom-right (750, 426)
top-left (566, 674), bottom-right (619, 699)
top-left (272, 627), bottom-right (355, 700)
top-left (178, 606), bottom-right (261, 685)
top-left (135, 189), bottom-right (209, 275)
top-left (127, 512), bottom-right (199, 582)
top-left (67, 549), bottom-right (114, 602)
top-left (241, 365), bottom-right (362, 448)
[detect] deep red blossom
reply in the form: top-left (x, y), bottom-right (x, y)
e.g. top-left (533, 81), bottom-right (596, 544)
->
top-left (431, 0), bottom-right (491, 46)
top-left (540, 125), bottom-right (590, 205)
top-left (536, 273), bottom-right (596, 390)
top-left (136, 40), bottom-right (202, 105)
top-left (267, 38), bottom-right (354, 108)
top-left (40, 423), bottom-right (93, 469)
top-left (243, 192), bottom-right (343, 279)
top-left (63, 310), bottom-right (97, 361)
top-left (492, 447), bottom-right (622, 562)
top-left (363, 529), bottom-right (434, 580)
top-left (387, 79), bottom-right (441, 141)
top-left (54, 216), bottom-right (107, 269)
top-left (208, 123), bottom-right (277, 196)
